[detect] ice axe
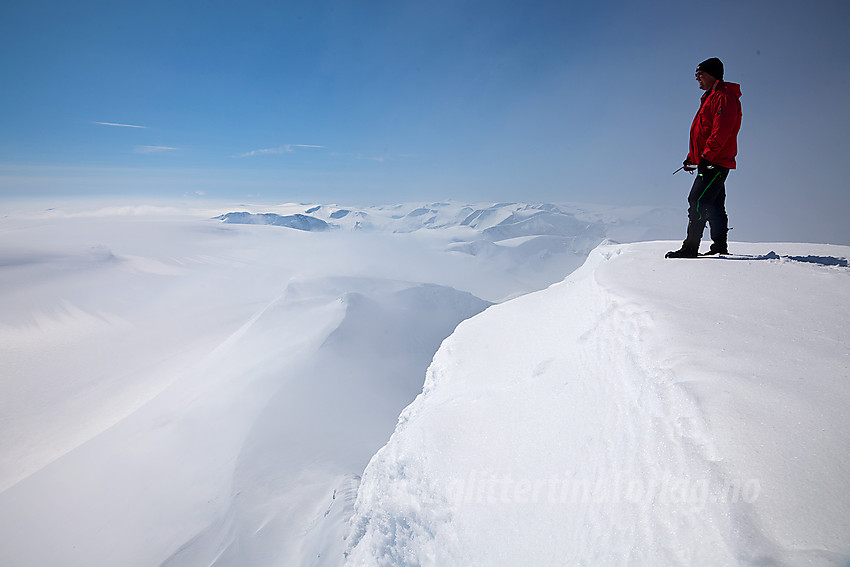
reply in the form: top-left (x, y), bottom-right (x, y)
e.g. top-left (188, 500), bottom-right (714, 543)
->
top-left (672, 165), bottom-right (696, 175)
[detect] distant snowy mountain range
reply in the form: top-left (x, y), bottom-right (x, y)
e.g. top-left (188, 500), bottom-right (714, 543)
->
top-left (215, 201), bottom-right (678, 241)
top-left (216, 202), bottom-right (680, 298)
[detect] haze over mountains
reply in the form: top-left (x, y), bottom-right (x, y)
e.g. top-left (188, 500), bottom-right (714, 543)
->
top-left (1, 199), bottom-right (846, 566)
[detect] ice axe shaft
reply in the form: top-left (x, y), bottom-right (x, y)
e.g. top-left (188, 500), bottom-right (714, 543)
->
top-left (672, 165), bottom-right (695, 175)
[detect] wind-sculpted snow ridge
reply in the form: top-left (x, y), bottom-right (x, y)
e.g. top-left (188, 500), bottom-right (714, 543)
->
top-left (345, 241), bottom-right (850, 566)
top-left (157, 279), bottom-right (491, 567)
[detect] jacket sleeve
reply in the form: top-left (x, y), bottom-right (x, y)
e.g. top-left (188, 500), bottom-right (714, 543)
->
top-left (701, 91), bottom-right (738, 163)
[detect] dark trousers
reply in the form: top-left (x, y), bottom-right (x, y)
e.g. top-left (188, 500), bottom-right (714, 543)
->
top-left (684, 165), bottom-right (729, 251)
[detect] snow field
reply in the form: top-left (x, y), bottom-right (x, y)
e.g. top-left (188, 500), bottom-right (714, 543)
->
top-left (5, 199), bottom-right (845, 566)
top-left (345, 241), bottom-right (850, 566)
top-left (4, 200), bottom-right (664, 565)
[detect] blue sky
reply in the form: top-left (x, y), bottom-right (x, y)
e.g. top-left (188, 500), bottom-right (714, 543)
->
top-left (1, 0), bottom-right (849, 243)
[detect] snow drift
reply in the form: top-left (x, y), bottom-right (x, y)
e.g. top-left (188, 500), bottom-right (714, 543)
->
top-left (345, 241), bottom-right (850, 566)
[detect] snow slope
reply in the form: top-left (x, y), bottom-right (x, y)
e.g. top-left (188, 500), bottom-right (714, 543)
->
top-left (0, 200), bottom-right (677, 566)
top-left (0, 208), bottom-right (489, 566)
top-left (345, 241), bottom-right (850, 566)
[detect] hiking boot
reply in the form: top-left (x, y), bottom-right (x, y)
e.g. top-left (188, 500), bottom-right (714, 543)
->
top-left (703, 243), bottom-right (729, 256)
top-left (665, 247), bottom-right (698, 259)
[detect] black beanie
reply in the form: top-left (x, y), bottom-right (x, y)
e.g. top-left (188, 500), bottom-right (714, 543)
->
top-left (696, 57), bottom-right (724, 80)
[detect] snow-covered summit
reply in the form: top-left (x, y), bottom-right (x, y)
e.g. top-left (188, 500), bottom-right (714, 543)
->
top-left (214, 211), bottom-right (332, 231)
top-left (345, 241), bottom-right (850, 566)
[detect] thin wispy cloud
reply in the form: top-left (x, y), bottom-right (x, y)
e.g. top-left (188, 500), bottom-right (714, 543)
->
top-left (356, 154), bottom-right (390, 163)
top-left (93, 121), bottom-right (148, 129)
top-left (236, 144), bottom-right (325, 158)
top-left (133, 145), bottom-right (178, 154)
top-left (353, 152), bottom-right (418, 163)
top-left (237, 147), bottom-right (286, 158)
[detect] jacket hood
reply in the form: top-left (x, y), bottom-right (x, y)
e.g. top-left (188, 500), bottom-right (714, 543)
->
top-left (717, 81), bottom-right (741, 99)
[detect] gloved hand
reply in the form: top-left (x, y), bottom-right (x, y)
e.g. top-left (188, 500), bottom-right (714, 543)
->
top-left (699, 156), bottom-right (713, 170)
top-left (683, 158), bottom-right (696, 173)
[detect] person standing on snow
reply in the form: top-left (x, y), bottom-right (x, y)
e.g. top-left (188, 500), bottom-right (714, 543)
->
top-left (667, 57), bottom-right (742, 258)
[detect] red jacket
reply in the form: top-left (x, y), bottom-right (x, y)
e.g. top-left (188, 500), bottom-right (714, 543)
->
top-left (688, 81), bottom-right (742, 169)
